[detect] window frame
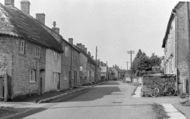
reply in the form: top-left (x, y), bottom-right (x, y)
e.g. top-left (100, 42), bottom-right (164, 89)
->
top-left (30, 69), bottom-right (37, 83)
top-left (19, 40), bottom-right (25, 55)
top-left (35, 46), bottom-right (41, 58)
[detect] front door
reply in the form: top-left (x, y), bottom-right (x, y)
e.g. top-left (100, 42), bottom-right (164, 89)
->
top-left (40, 69), bottom-right (45, 95)
top-left (69, 71), bottom-right (72, 88)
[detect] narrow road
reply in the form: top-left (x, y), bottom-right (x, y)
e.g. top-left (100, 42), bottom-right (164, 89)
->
top-left (23, 80), bottom-right (157, 119)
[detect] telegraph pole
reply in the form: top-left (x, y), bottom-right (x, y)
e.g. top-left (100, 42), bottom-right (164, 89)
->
top-left (127, 50), bottom-right (135, 82)
top-left (127, 50), bottom-right (135, 70)
top-left (95, 46), bottom-right (98, 83)
top-left (126, 61), bottom-right (129, 70)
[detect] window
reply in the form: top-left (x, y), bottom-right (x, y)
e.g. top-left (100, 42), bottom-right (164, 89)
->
top-left (35, 47), bottom-right (41, 58)
top-left (19, 40), bottom-right (25, 54)
top-left (65, 46), bottom-right (69, 57)
top-left (30, 69), bottom-right (36, 83)
top-left (54, 51), bottom-right (58, 61)
top-left (53, 72), bottom-right (60, 89)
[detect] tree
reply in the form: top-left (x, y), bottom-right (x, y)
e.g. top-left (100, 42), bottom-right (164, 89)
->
top-left (149, 53), bottom-right (161, 67)
top-left (131, 50), bottom-right (161, 76)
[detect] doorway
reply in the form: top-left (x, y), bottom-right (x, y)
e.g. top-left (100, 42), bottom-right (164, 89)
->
top-left (39, 69), bottom-right (45, 95)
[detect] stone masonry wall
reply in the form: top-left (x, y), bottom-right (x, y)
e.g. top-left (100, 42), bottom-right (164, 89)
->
top-left (176, 3), bottom-right (190, 94)
top-left (12, 38), bottom-right (46, 98)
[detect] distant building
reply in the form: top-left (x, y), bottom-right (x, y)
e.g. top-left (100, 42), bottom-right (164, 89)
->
top-left (100, 62), bottom-right (108, 81)
top-left (76, 43), bottom-right (96, 85)
top-left (108, 66), bottom-right (119, 80)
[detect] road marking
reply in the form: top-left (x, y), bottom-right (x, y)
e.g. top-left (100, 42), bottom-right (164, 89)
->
top-left (161, 104), bottom-right (186, 119)
top-left (133, 86), bottom-right (142, 98)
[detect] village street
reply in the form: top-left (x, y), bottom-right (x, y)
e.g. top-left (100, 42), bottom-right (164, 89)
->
top-left (11, 80), bottom-right (183, 119)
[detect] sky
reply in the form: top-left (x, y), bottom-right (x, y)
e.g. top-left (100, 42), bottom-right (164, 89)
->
top-left (0, 0), bottom-right (182, 69)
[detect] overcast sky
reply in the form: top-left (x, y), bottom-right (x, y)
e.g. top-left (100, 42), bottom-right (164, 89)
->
top-left (0, 0), bottom-right (181, 69)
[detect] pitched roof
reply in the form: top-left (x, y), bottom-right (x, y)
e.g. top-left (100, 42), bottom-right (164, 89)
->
top-left (41, 24), bottom-right (80, 53)
top-left (0, 3), bottom-right (63, 53)
top-left (162, 2), bottom-right (185, 48)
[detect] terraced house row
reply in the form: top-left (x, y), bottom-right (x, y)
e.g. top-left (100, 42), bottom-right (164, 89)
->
top-left (0, 0), bottom-right (102, 100)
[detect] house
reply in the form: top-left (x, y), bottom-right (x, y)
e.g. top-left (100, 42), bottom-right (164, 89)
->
top-left (39, 21), bottom-right (62, 92)
top-left (162, 2), bottom-right (190, 94)
top-left (87, 56), bottom-right (96, 84)
top-left (61, 38), bottom-right (80, 89)
top-left (76, 43), bottom-right (88, 85)
top-left (100, 62), bottom-right (108, 81)
top-left (0, 0), bottom-right (63, 99)
top-left (76, 43), bottom-right (97, 85)
top-left (108, 66), bottom-right (119, 80)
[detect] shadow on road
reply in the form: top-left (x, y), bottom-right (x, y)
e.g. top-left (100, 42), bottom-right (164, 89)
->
top-left (99, 81), bottom-right (120, 85)
top-left (1, 107), bottom-right (46, 119)
top-left (50, 86), bottom-right (121, 103)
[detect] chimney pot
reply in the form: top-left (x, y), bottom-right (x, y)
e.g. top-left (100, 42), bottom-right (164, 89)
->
top-left (5, 0), bottom-right (14, 7)
top-left (69, 38), bottom-right (73, 45)
top-left (21, 0), bottom-right (30, 15)
top-left (36, 13), bottom-right (45, 24)
top-left (52, 21), bottom-right (60, 34)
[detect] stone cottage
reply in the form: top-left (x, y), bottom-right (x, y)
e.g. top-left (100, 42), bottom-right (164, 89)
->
top-left (162, 2), bottom-right (190, 94)
top-left (76, 43), bottom-right (88, 85)
top-left (62, 38), bottom-right (80, 89)
top-left (0, 0), bottom-right (62, 99)
top-left (42, 22), bottom-right (81, 90)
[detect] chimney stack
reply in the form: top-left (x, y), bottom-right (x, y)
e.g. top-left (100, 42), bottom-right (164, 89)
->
top-left (52, 21), bottom-right (60, 34)
top-left (36, 13), bottom-right (45, 25)
top-left (88, 51), bottom-right (91, 57)
top-left (76, 43), bottom-right (82, 49)
top-left (5, 0), bottom-right (14, 7)
top-left (69, 38), bottom-right (73, 45)
top-left (84, 48), bottom-right (87, 54)
top-left (21, 0), bottom-right (30, 15)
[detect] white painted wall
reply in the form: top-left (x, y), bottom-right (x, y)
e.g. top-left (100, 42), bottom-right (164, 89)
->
top-left (164, 18), bottom-right (176, 75)
top-left (45, 49), bottom-right (61, 92)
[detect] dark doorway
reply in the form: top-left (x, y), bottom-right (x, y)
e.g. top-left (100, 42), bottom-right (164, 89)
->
top-left (69, 71), bottom-right (72, 88)
top-left (186, 79), bottom-right (189, 94)
top-left (39, 69), bottom-right (45, 95)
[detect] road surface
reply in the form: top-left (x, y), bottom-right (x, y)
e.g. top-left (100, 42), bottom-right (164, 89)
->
top-left (23, 80), bottom-right (159, 119)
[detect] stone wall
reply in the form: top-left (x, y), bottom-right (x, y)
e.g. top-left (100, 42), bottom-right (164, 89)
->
top-left (0, 36), bottom-right (47, 98)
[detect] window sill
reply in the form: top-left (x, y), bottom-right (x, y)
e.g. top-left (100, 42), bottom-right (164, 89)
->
top-left (29, 81), bottom-right (36, 84)
top-left (18, 53), bottom-right (26, 57)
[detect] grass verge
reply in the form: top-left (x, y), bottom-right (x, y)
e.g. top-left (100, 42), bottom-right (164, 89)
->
top-left (152, 103), bottom-right (169, 119)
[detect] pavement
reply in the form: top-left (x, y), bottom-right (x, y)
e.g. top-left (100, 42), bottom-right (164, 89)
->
top-left (162, 104), bottom-right (186, 119)
top-left (1, 80), bottom-right (190, 119)
top-left (132, 78), bottom-right (189, 119)
top-left (132, 86), bottom-right (142, 98)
